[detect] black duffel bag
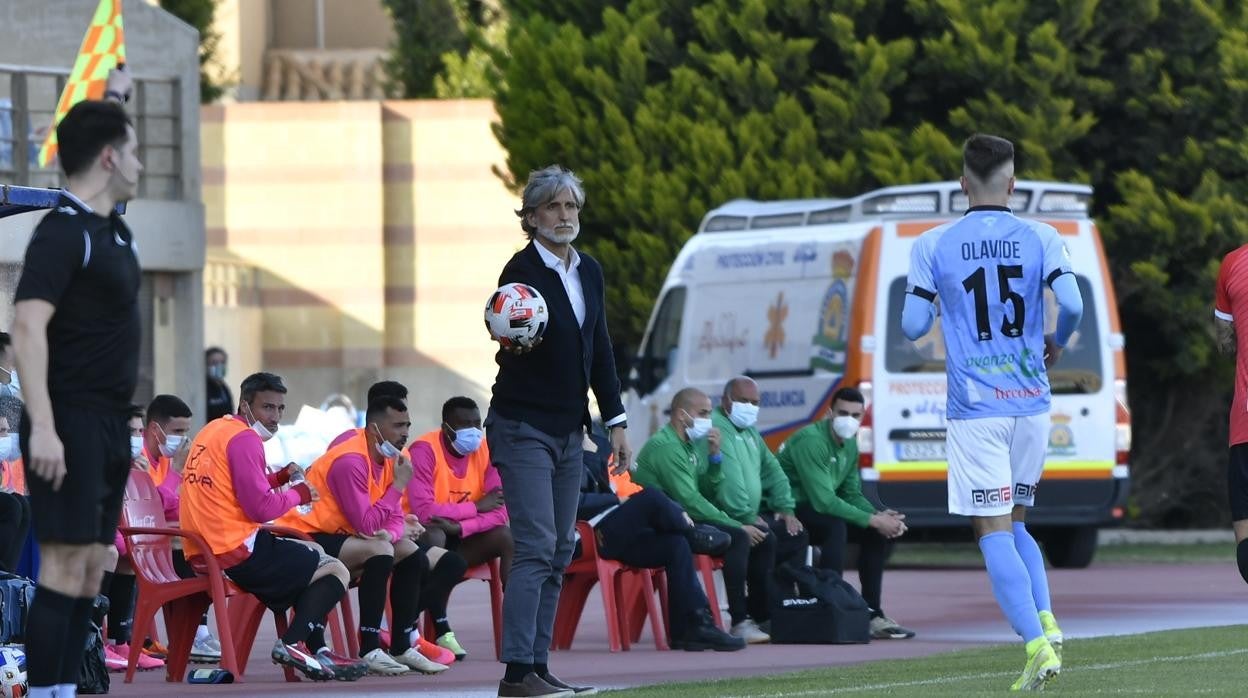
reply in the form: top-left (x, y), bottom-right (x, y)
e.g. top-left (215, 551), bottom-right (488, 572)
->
top-left (768, 561), bottom-right (870, 644)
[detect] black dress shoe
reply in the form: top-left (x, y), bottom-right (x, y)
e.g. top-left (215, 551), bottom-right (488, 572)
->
top-left (542, 672), bottom-right (597, 695)
top-left (497, 672), bottom-right (574, 698)
top-left (685, 524), bottom-right (732, 556)
top-left (676, 615), bottom-right (747, 652)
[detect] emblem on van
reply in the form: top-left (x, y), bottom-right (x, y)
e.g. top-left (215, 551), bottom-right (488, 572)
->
top-left (765, 291), bottom-right (788, 358)
top-left (1048, 414), bottom-right (1076, 456)
top-left (811, 248), bottom-right (856, 373)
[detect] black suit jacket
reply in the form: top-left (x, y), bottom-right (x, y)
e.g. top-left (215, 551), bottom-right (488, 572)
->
top-left (490, 241), bottom-right (625, 437)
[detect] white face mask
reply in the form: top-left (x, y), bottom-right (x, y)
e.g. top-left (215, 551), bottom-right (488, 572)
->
top-left (376, 438), bottom-right (401, 460)
top-left (129, 435), bottom-right (144, 459)
top-left (831, 415), bottom-right (861, 440)
top-left (728, 401), bottom-right (760, 429)
top-left (448, 425), bottom-right (484, 455)
top-left (159, 433), bottom-right (184, 458)
top-left (683, 410), bottom-right (713, 441)
top-left (0, 433), bottom-right (16, 461)
top-left (243, 402), bottom-right (275, 442)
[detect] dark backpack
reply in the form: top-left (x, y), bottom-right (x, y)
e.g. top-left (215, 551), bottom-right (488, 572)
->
top-left (768, 562), bottom-right (871, 644)
top-left (0, 571), bottom-right (35, 644)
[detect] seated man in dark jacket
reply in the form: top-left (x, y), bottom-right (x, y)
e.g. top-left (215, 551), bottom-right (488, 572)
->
top-left (577, 430), bottom-right (743, 652)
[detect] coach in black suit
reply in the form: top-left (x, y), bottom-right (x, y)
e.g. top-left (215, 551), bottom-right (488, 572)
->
top-left (487, 165), bottom-right (631, 698)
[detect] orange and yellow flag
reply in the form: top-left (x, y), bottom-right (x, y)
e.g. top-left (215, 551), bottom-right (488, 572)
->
top-left (38, 0), bottom-right (127, 168)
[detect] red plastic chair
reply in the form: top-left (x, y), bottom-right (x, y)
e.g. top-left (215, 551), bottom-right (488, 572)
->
top-left (551, 521), bottom-right (668, 652)
top-left (419, 557), bottom-right (505, 660)
top-left (119, 471), bottom-right (250, 683)
top-left (695, 554), bottom-right (726, 630)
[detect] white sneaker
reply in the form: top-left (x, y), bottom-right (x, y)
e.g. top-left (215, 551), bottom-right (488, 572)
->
top-left (362, 647), bottom-right (411, 676)
top-left (394, 647), bottom-right (449, 674)
top-left (730, 619), bottom-right (770, 644)
top-left (190, 633), bottom-right (223, 663)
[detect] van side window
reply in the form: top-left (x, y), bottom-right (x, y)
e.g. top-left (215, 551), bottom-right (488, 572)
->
top-left (634, 286), bottom-right (687, 396)
top-left (885, 275), bottom-right (1103, 394)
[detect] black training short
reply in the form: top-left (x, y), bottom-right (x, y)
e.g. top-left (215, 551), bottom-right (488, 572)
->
top-left (311, 532), bottom-right (351, 559)
top-left (225, 530), bottom-right (320, 611)
top-left (22, 403), bottom-right (129, 545)
top-left (1229, 444), bottom-right (1248, 522)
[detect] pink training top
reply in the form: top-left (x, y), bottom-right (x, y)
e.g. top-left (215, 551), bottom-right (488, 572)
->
top-left (406, 438), bottom-right (508, 538)
top-left (226, 432), bottom-right (310, 523)
top-left (325, 451), bottom-right (405, 541)
top-left (329, 428), bottom-right (354, 449)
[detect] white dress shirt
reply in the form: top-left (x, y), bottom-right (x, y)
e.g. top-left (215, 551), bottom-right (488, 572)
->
top-left (534, 240), bottom-right (586, 327)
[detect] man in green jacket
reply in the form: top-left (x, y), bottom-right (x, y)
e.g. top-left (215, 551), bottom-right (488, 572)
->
top-left (778, 386), bottom-right (915, 639)
top-left (700, 377), bottom-right (809, 642)
top-left (635, 386), bottom-right (779, 644)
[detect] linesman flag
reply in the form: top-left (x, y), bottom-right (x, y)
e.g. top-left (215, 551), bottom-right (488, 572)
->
top-left (38, 0), bottom-right (127, 168)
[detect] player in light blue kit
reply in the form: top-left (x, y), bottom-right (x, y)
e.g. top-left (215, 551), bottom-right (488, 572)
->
top-left (902, 134), bottom-right (1083, 691)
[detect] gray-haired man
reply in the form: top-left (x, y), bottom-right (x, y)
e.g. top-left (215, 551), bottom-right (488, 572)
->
top-left (487, 165), bottom-right (629, 698)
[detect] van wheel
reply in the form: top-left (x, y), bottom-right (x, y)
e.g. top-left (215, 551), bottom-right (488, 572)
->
top-left (1043, 526), bottom-right (1098, 569)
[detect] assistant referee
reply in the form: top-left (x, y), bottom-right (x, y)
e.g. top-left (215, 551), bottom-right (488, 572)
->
top-left (13, 67), bottom-right (143, 698)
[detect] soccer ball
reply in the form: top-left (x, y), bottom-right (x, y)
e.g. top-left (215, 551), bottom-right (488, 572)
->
top-left (0, 646), bottom-right (26, 698)
top-left (484, 283), bottom-right (549, 349)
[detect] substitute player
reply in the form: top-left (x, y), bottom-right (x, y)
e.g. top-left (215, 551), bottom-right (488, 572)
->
top-left (1213, 244), bottom-right (1248, 584)
top-left (901, 134), bottom-right (1083, 690)
top-left (13, 68), bottom-right (142, 698)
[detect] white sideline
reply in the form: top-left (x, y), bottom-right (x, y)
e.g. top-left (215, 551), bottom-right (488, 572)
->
top-left (720, 647), bottom-right (1248, 697)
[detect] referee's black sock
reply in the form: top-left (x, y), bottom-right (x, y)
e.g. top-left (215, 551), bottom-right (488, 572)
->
top-left (25, 586), bottom-right (76, 689)
top-left (284, 576), bottom-right (346, 646)
top-left (58, 595), bottom-right (97, 685)
top-left (1238, 540), bottom-right (1248, 585)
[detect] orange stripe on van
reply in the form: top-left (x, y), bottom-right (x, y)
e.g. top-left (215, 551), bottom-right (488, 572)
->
top-left (896, 221), bottom-right (943, 237)
top-left (1045, 220), bottom-right (1079, 236)
top-left (844, 226), bottom-right (881, 383)
top-left (1090, 224), bottom-right (1127, 378)
top-left (877, 469), bottom-right (1114, 482)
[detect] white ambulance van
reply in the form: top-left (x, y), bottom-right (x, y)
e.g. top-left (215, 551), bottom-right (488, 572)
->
top-left (624, 180), bottom-right (1130, 568)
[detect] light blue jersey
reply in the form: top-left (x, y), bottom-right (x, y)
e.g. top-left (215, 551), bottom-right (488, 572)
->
top-left (906, 207), bottom-right (1072, 419)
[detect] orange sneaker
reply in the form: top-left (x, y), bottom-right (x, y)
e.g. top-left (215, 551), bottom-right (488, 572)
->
top-left (417, 636), bottom-right (455, 665)
top-left (142, 638), bottom-right (169, 660)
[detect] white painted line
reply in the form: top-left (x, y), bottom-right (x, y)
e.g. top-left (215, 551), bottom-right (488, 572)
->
top-left (719, 647), bottom-right (1248, 697)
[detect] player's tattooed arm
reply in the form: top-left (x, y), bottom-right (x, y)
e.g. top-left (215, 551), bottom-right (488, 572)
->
top-left (1215, 317), bottom-right (1236, 355)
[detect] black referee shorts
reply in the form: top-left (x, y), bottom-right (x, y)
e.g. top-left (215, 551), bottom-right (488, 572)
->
top-left (1229, 444), bottom-right (1248, 522)
top-left (21, 403), bottom-right (129, 545)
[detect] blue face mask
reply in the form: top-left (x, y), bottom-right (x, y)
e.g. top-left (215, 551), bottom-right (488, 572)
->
top-left (447, 425), bottom-right (484, 455)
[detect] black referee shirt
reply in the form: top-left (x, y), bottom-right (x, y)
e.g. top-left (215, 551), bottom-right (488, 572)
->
top-left (14, 191), bottom-right (141, 410)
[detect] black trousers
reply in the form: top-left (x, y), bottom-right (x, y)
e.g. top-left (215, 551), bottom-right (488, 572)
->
top-left (596, 489), bottom-right (708, 641)
top-left (709, 514), bottom-right (807, 626)
top-left (796, 503), bottom-right (892, 615)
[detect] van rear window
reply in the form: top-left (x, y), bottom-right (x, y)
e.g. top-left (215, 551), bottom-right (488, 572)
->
top-left (885, 276), bottom-right (1104, 394)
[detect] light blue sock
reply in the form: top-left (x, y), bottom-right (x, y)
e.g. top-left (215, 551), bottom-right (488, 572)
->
top-left (979, 531), bottom-right (1044, 642)
top-left (1012, 521), bottom-right (1053, 613)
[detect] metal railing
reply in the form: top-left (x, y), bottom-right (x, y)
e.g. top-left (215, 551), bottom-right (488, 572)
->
top-left (0, 63), bottom-right (183, 199)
